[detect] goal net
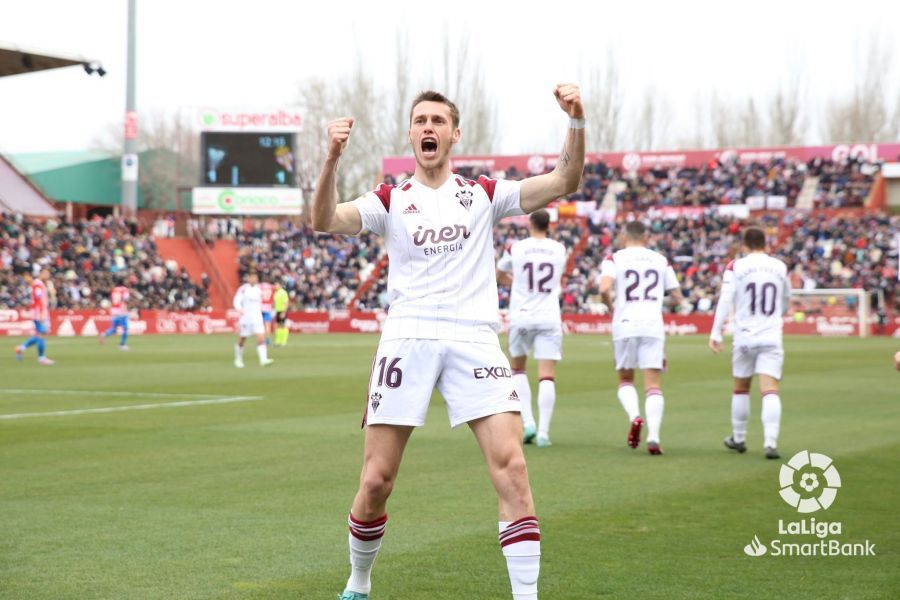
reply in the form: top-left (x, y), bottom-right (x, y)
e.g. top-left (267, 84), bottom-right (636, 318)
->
top-left (788, 289), bottom-right (870, 337)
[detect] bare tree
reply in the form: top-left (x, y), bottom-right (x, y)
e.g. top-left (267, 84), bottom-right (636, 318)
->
top-left (737, 98), bottom-right (763, 148)
top-left (710, 95), bottom-right (766, 148)
top-left (385, 32), bottom-right (413, 157)
top-left (824, 35), bottom-right (895, 143)
top-left (768, 67), bottom-right (806, 146)
top-left (431, 28), bottom-right (497, 154)
top-left (584, 47), bottom-right (624, 151)
top-left (632, 87), bottom-right (669, 151)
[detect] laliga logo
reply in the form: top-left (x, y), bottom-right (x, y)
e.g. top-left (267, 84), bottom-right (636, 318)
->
top-left (779, 451), bottom-right (841, 513)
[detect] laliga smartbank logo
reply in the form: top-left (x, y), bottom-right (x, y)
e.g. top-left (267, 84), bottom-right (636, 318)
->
top-left (742, 451), bottom-right (875, 558)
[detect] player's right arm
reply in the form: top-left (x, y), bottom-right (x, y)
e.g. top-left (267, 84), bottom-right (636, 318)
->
top-left (232, 285), bottom-right (244, 314)
top-left (312, 118), bottom-right (363, 236)
top-left (496, 247), bottom-right (513, 287)
top-left (709, 267), bottom-right (735, 353)
top-left (599, 256), bottom-right (616, 314)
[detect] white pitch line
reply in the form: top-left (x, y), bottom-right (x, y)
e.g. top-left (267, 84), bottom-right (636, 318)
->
top-left (0, 389), bottom-right (218, 399)
top-left (0, 396), bottom-right (263, 420)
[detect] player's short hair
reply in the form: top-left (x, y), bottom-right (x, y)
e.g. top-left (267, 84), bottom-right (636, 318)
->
top-left (624, 220), bottom-right (646, 240)
top-left (410, 90), bottom-right (460, 128)
top-left (743, 227), bottom-right (766, 250)
top-left (529, 209), bottom-right (551, 232)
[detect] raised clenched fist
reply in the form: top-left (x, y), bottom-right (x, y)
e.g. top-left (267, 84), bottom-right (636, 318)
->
top-left (327, 118), bottom-right (354, 159)
top-left (553, 83), bottom-right (584, 119)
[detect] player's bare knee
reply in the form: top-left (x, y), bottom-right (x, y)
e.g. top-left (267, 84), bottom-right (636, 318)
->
top-left (360, 471), bottom-right (394, 503)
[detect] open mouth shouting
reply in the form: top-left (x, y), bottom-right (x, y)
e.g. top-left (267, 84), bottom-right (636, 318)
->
top-left (421, 136), bottom-right (438, 160)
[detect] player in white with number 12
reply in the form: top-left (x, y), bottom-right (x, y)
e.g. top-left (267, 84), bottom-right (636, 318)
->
top-left (600, 221), bottom-right (683, 455)
top-left (497, 209), bottom-right (567, 448)
top-left (232, 271), bottom-right (274, 368)
top-left (313, 84), bottom-right (585, 600)
top-left (709, 227), bottom-right (791, 459)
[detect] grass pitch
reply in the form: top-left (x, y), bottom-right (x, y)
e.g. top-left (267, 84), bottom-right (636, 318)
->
top-left (1, 334), bottom-right (898, 599)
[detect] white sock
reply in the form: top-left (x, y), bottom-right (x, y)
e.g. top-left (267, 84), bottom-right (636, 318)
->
top-left (761, 392), bottom-right (782, 448)
top-left (537, 378), bottom-right (555, 437)
top-left (618, 383), bottom-right (640, 422)
top-left (645, 389), bottom-right (664, 443)
top-left (499, 517), bottom-right (540, 600)
top-left (346, 513), bottom-right (387, 594)
top-left (513, 371), bottom-right (535, 430)
top-left (731, 392), bottom-right (750, 443)
top-left (234, 343), bottom-right (243, 362)
top-left (256, 342), bottom-right (268, 364)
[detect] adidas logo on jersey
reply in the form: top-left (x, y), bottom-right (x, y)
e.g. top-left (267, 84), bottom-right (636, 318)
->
top-left (403, 204), bottom-right (420, 215)
top-left (508, 390), bottom-right (520, 402)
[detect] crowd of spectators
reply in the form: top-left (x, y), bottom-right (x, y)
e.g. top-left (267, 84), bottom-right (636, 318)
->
top-left (237, 220), bottom-right (384, 310)
top-left (0, 213), bottom-right (209, 312)
top-left (387, 156), bottom-right (879, 210)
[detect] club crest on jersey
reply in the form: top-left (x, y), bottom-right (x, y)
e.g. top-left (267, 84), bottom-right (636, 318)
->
top-left (370, 392), bottom-right (382, 413)
top-left (456, 189), bottom-right (474, 210)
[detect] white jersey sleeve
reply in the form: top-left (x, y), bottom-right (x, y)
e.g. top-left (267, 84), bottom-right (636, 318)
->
top-left (350, 183), bottom-right (392, 237)
top-left (496, 246), bottom-right (513, 273)
top-left (233, 284), bottom-right (246, 311)
top-left (664, 265), bottom-right (679, 291)
top-left (488, 178), bottom-right (525, 223)
top-left (710, 268), bottom-right (735, 343)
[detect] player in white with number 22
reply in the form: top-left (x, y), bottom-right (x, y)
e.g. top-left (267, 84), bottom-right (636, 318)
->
top-left (232, 271), bottom-right (274, 369)
top-left (709, 227), bottom-right (790, 460)
top-left (497, 209), bottom-right (567, 448)
top-left (313, 84), bottom-right (585, 600)
top-left (600, 221), bottom-right (683, 455)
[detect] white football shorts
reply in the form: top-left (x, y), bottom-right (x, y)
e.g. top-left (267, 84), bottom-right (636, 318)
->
top-left (364, 338), bottom-right (521, 428)
top-left (732, 345), bottom-right (784, 379)
top-left (239, 316), bottom-right (265, 337)
top-left (613, 336), bottom-right (665, 370)
top-left (508, 324), bottom-right (563, 361)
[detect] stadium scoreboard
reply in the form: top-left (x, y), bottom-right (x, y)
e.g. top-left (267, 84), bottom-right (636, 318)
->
top-left (192, 108), bottom-right (303, 215)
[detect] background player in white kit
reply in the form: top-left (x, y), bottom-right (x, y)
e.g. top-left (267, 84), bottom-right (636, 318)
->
top-left (599, 221), bottom-right (683, 455)
top-left (232, 271), bottom-right (274, 368)
top-left (709, 227), bottom-right (791, 460)
top-left (313, 84), bottom-right (585, 600)
top-left (497, 209), bottom-right (567, 448)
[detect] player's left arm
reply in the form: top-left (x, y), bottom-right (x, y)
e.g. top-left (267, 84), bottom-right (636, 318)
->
top-left (519, 84), bottom-right (585, 213)
top-left (781, 272), bottom-right (792, 316)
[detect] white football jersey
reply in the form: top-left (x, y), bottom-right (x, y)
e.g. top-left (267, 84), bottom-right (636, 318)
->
top-left (352, 174), bottom-right (524, 343)
top-left (497, 237), bottom-right (566, 328)
top-left (233, 283), bottom-right (263, 316)
top-left (599, 246), bottom-right (680, 340)
top-left (710, 253), bottom-right (790, 347)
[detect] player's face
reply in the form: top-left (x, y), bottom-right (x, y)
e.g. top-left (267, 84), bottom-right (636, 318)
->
top-left (248, 274), bottom-right (259, 285)
top-left (409, 101), bottom-right (460, 170)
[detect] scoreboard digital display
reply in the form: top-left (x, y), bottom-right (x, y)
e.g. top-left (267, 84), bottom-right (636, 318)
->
top-left (201, 132), bottom-right (296, 187)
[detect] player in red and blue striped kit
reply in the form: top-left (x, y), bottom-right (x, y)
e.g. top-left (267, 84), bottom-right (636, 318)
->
top-left (14, 269), bottom-right (55, 365)
top-left (100, 283), bottom-right (131, 351)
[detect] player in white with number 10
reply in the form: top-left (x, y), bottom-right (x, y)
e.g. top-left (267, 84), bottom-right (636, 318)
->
top-left (497, 209), bottom-right (567, 448)
top-left (313, 84), bottom-right (585, 600)
top-left (599, 221), bottom-right (683, 455)
top-left (709, 227), bottom-right (791, 460)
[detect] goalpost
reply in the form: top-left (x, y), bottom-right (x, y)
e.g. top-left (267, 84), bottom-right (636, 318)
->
top-left (788, 289), bottom-right (870, 338)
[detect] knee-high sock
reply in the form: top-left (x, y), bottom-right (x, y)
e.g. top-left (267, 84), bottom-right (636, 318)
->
top-left (499, 516), bottom-right (540, 600)
top-left (120, 330), bottom-right (128, 346)
top-left (276, 326), bottom-right (288, 345)
top-left (513, 371), bottom-right (535, 429)
top-left (537, 378), bottom-right (555, 437)
top-left (731, 392), bottom-right (750, 443)
top-left (256, 342), bottom-right (268, 364)
top-left (645, 389), bottom-right (664, 443)
top-left (36, 338), bottom-right (46, 358)
top-left (617, 382), bottom-right (640, 422)
top-left (23, 336), bottom-right (40, 349)
top-left (346, 513), bottom-right (388, 594)
top-left (103, 326), bottom-right (117, 338)
top-left (234, 343), bottom-right (243, 362)
top-left (761, 392), bottom-right (782, 448)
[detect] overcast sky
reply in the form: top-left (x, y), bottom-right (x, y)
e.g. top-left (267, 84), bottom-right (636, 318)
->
top-left (1, 0), bottom-right (898, 156)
